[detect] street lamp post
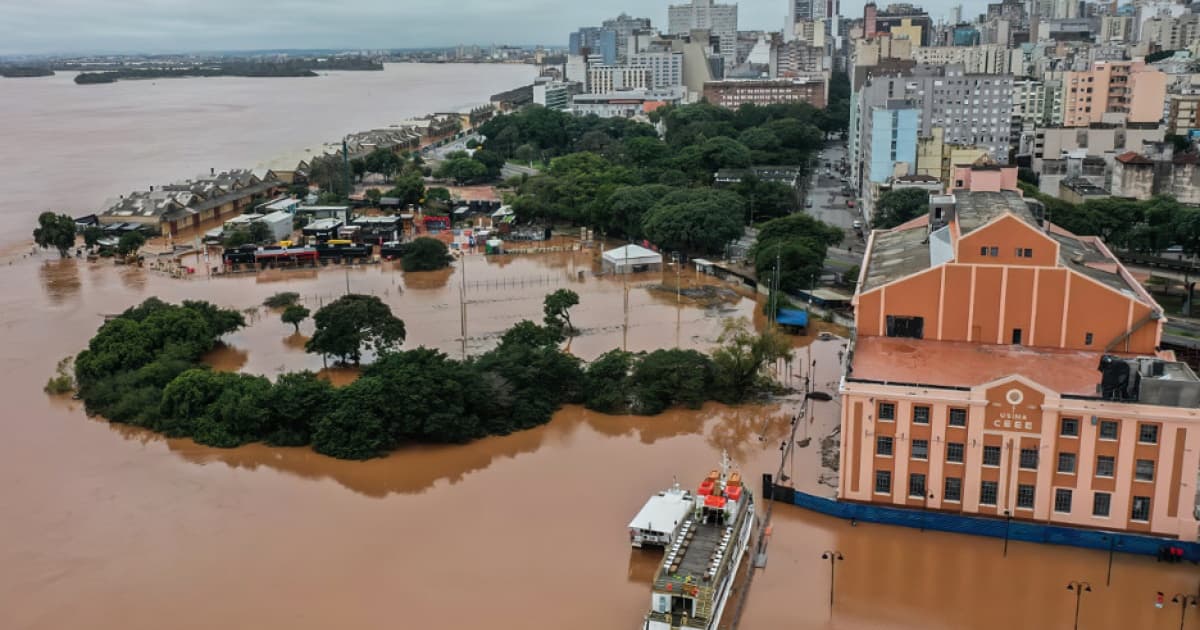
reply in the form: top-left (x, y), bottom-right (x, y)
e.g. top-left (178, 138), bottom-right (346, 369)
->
top-left (1002, 509), bottom-right (1013, 557)
top-left (1066, 581), bottom-right (1092, 630)
top-left (1102, 535), bottom-right (1123, 586)
top-left (820, 550), bottom-right (844, 612)
top-left (1170, 594), bottom-right (1199, 630)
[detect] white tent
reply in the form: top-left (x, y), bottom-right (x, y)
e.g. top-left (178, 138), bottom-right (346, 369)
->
top-left (602, 244), bottom-right (663, 274)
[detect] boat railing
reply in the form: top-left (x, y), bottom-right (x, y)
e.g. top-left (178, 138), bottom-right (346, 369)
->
top-left (646, 610), bottom-right (711, 629)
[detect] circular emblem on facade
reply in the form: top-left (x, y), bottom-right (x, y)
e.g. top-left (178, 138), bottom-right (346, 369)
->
top-left (1005, 389), bottom-right (1024, 405)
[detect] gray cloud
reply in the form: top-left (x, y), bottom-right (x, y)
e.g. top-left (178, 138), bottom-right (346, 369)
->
top-left (0, 0), bottom-right (969, 56)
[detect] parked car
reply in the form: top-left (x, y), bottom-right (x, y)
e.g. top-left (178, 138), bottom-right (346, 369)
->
top-left (847, 200), bottom-right (856, 208)
top-left (852, 219), bottom-right (864, 230)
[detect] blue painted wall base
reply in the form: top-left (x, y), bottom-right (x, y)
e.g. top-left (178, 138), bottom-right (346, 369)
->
top-left (771, 484), bottom-right (1200, 563)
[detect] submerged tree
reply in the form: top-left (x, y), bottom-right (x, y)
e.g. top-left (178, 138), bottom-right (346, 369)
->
top-left (543, 289), bottom-right (580, 334)
top-left (281, 304), bottom-right (310, 333)
top-left (33, 212), bottom-right (76, 257)
top-left (709, 318), bottom-right (792, 402)
top-left (305, 294), bottom-right (406, 365)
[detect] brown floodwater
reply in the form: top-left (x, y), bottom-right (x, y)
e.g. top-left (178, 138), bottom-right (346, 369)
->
top-left (3, 249), bottom-right (1198, 630)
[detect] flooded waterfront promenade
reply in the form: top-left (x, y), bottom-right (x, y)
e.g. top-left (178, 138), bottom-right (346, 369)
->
top-left (2, 249), bottom-right (1197, 630)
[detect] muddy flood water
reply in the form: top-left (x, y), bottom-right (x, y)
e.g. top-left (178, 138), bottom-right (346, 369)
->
top-left (2, 249), bottom-right (1198, 630)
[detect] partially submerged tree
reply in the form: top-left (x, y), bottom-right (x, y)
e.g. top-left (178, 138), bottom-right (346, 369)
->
top-left (281, 304), bottom-right (310, 333)
top-left (263, 292), bottom-right (300, 308)
top-left (116, 231), bottom-right (146, 257)
top-left (710, 318), bottom-right (791, 402)
top-left (543, 289), bottom-right (580, 334)
top-left (305, 294), bottom-right (406, 365)
top-left (401, 237), bottom-right (453, 272)
top-left (33, 212), bottom-right (76, 257)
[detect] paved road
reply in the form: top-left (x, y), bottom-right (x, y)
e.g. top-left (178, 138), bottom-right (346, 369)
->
top-left (801, 140), bottom-right (867, 275)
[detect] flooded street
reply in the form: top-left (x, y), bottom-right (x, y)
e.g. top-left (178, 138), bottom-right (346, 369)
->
top-left (2, 249), bottom-right (1197, 630)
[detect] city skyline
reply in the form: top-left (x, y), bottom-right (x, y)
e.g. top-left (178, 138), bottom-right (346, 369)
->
top-left (1, 0), bottom-right (979, 56)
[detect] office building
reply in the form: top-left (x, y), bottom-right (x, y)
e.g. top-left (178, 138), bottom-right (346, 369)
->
top-left (602, 13), bottom-right (653, 62)
top-left (840, 188), bottom-right (1200, 542)
top-left (587, 65), bottom-right (653, 93)
top-left (630, 50), bottom-right (685, 89)
top-left (668, 0), bottom-right (739, 67)
top-left (702, 76), bottom-right (827, 108)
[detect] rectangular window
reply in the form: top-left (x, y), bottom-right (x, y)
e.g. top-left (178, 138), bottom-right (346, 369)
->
top-left (1057, 452), bottom-right (1077, 474)
top-left (1138, 424), bottom-right (1159, 444)
top-left (1016, 484), bottom-right (1036, 509)
top-left (1099, 420), bottom-right (1118, 440)
top-left (878, 402), bottom-right (895, 421)
top-left (983, 445), bottom-right (1001, 466)
top-left (911, 439), bottom-right (929, 460)
top-left (948, 408), bottom-right (967, 427)
top-left (937, 477), bottom-right (960, 504)
top-left (1085, 332), bottom-right (1094, 346)
top-left (909, 473), bottom-right (926, 498)
top-left (989, 246), bottom-right (999, 257)
top-left (876, 436), bottom-right (894, 456)
top-left (1135, 459), bottom-right (1155, 482)
top-left (913, 406), bottom-right (930, 424)
top-left (1096, 455), bottom-right (1115, 478)
top-left (1093, 492), bottom-right (1111, 517)
top-left (1054, 488), bottom-right (1073, 513)
top-left (1131, 496), bottom-right (1151, 522)
top-left (1023, 248), bottom-right (1033, 257)
top-left (874, 470), bottom-right (891, 493)
top-left (1011, 328), bottom-right (1023, 345)
top-left (980, 246), bottom-right (988, 256)
top-left (946, 442), bottom-right (965, 463)
top-left (1019, 448), bottom-right (1039, 470)
top-left (980, 481), bottom-right (998, 506)
top-left (885, 316), bottom-right (925, 339)
top-left (1061, 418), bottom-right (1079, 437)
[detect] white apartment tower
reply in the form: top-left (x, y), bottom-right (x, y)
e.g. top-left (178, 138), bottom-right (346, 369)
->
top-left (668, 0), bottom-right (738, 68)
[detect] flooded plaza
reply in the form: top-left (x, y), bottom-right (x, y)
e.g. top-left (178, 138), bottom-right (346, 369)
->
top-left (0, 247), bottom-right (1196, 630)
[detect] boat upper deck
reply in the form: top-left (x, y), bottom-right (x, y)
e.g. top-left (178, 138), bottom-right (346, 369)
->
top-left (654, 499), bottom-right (750, 596)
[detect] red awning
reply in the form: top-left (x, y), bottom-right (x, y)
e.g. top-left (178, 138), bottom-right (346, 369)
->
top-left (698, 480), bottom-right (715, 496)
top-left (725, 485), bottom-right (742, 501)
top-left (704, 495), bottom-right (727, 509)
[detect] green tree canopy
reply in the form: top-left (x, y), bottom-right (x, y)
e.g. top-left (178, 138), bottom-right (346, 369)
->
top-left (543, 289), bottom-right (580, 333)
top-left (873, 188), bottom-right (930, 229)
top-left (387, 171), bottom-right (425, 207)
top-left (641, 189), bottom-right (745, 254)
top-left (631, 349), bottom-right (713, 414)
top-left (116, 231), bottom-right (146, 257)
top-left (709, 318), bottom-right (791, 402)
top-left (401, 237), bottom-right (453, 272)
top-left (305, 294), bottom-right (406, 365)
top-left (33, 212), bottom-right (76, 257)
top-left (281, 304), bottom-right (310, 333)
top-left (582, 349), bottom-right (635, 413)
top-left (437, 157), bottom-right (489, 184)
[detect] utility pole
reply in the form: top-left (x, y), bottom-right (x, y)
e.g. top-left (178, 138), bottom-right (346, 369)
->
top-left (460, 253), bottom-right (468, 359)
top-left (342, 138), bottom-right (351, 199)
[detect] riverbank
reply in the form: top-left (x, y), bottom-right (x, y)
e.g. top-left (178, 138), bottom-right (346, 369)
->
top-left (0, 63), bottom-right (536, 246)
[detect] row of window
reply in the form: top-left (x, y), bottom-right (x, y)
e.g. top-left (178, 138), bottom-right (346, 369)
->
top-left (879, 437), bottom-right (1157, 481)
top-left (873, 472), bottom-right (1153, 521)
top-left (876, 406), bottom-right (1161, 444)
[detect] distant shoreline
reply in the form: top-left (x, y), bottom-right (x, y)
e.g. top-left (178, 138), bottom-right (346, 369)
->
top-left (1, 67), bottom-right (55, 78)
top-left (72, 58), bottom-right (385, 85)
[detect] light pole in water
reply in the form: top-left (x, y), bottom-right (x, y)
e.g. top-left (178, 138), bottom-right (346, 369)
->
top-left (1066, 581), bottom-right (1092, 630)
top-left (1002, 509), bottom-right (1013, 557)
top-left (1168, 594), bottom-right (1198, 630)
top-left (1101, 534), bottom-right (1123, 586)
top-left (821, 550), bottom-right (844, 612)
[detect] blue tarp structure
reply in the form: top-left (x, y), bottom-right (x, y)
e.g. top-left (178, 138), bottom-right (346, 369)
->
top-left (776, 309), bottom-right (809, 327)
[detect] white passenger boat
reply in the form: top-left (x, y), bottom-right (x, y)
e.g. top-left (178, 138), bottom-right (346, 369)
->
top-left (634, 452), bottom-right (755, 630)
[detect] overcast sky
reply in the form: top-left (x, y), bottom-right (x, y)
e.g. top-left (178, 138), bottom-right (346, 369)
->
top-left (1, 0), bottom-right (968, 56)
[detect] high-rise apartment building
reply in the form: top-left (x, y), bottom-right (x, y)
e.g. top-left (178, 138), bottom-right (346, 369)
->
top-left (1060, 60), bottom-right (1166, 127)
top-left (668, 0), bottom-right (739, 68)
top-left (630, 50), bottom-right (685, 89)
top-left (569, 28), bottom-right (618, 64)
top-left (854, 65), bottom-right (1014, 168)
top-left (864, 101), bottom-right (921, 183)
top-left (587, 65), bottom-right (653, 94)
top-left (912, 44), bottom-right (1013, 75)
top-left (601, 13), bottom-right (653, 62)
